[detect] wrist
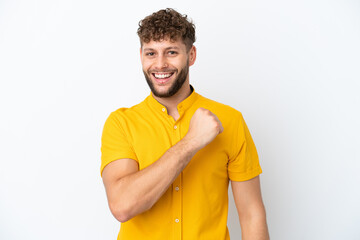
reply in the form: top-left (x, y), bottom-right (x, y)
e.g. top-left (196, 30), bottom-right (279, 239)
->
top-left (182, 134), bottom-right (203, 153)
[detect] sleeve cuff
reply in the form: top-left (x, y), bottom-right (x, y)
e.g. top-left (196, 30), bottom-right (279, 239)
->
top-left (228, 166), bottom-right (263, 182)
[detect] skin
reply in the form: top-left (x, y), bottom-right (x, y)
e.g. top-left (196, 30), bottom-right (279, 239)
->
top-left (140, 38), bottom-right (196, 120)
top-left (142, 45), bottom-right (189, 99)
top-left (102, 38), bottom-right (269, 239)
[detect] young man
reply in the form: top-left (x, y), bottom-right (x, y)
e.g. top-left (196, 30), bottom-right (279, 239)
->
top-left (101, 8), bottom-right (269, 240)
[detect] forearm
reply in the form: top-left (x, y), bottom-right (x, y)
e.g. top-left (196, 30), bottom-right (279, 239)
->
top-left (240, 208), bottom-right (270, 240)
top-left (105, 107), bottom-right (223, 222)
top-left (110, 136), bottom-right (198, 222)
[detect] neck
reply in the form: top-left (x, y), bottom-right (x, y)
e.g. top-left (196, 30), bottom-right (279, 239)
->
top-left (152, 82), bottom-right (192, 120)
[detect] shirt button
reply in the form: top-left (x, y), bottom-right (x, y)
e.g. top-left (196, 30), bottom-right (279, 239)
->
top-left (175, 186), bottom-right (180, 191)
top-left (174, 125), bottom-right (177, 129)
top-left (175, 218), bottom-right (179, 223)
top-left (162, 108), bottom-right (166, 112)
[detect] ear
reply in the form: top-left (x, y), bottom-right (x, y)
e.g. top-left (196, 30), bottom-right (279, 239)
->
top-left (189, 45), bottom-right (197, 66)
top-left (140, 47), bottom-right (143, 61)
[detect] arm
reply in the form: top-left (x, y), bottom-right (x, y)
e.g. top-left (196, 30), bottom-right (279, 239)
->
top-left (102, 108), bottom-right (223, 223)
top-left (231, 176), bottom-right (270, 240)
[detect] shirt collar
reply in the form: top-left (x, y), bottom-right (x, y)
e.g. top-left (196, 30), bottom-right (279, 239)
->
top-left (146, 85), bottom-right (199, 115)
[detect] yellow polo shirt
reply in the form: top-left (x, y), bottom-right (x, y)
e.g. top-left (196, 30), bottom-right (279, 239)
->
top-left (101, 87), bottom-right (262, 240)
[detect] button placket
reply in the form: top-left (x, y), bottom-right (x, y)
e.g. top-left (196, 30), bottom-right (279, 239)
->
top-left (173, 177), bottom-right (182, 240)
top-left (172, 121), bottom-right (182, 240)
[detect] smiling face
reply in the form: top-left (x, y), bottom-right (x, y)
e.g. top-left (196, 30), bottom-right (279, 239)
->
top-left (141, 38), bottom-right (196, 98)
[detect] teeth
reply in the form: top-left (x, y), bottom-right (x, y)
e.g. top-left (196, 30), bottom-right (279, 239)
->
top-left (154, 73), bottom-right (172, 79)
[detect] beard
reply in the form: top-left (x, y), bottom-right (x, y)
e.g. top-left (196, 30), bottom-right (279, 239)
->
top-left (143, 61), bottom-right (189, 98)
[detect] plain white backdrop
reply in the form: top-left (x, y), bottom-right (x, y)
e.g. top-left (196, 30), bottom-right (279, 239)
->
top-left (1, 0), bottom-right (359, 239)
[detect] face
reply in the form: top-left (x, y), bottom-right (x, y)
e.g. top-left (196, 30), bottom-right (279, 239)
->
top-left (140, 38), bottom-right (196, 98)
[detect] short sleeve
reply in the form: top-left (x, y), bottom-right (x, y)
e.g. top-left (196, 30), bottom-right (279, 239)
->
top-left (228, 113), bottom-right (262, 181)
top-left (100, 111), bottom-right (138, 176)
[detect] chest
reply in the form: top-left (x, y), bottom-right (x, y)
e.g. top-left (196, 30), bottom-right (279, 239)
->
top-left (128, 114), bottom-right (230, 180)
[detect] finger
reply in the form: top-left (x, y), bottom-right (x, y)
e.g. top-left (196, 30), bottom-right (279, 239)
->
top-left (220, 125), bottom-right (224, 133)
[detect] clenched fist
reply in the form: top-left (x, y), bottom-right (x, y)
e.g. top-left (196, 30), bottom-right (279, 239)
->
top-left (184, 108), bottom-right (224, 151)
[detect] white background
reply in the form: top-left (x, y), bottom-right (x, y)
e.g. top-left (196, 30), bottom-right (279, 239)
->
top-left (1, 0), bottom-right (359, 239)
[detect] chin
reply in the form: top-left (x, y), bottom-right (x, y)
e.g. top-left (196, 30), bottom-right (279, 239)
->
top-left (152, 84), bottom-right (177, 98)
top-left (143, 64), bottom-right (189, 98)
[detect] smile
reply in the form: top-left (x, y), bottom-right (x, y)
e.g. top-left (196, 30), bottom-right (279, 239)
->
top-left (152, 72), bottom-right (174, 79)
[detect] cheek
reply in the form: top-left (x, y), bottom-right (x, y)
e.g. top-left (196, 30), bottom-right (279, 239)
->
top-left (169, 59), bottom-right (185, 69)
top-left (141, 61), bottom-right (151, 70)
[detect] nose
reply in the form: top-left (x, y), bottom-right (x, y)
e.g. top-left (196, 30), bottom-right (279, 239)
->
top-left (154, 55), bottom-right (168, 69)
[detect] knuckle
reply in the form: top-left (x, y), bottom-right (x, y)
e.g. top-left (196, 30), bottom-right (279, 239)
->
top-left (213, 120), bottom-right (219, 128)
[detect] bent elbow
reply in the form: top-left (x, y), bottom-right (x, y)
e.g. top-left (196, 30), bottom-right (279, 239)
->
top-left (109, 203), bottom-right (132, 223)
top-left (115, 212), bottom-right (131, 223)
top-left (109, 201), bottom-right (141, 223)
top-left (108, 195), bottom-right (151, 223)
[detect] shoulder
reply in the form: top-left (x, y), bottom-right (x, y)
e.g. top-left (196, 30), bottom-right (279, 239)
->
top-left (108, 99), bottom-right (148, 122)
top-left (196, 94), bottom-right (243, 119)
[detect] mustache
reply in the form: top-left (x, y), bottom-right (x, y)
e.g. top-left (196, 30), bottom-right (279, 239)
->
top-left (148, 69), bottom-right (177, 73)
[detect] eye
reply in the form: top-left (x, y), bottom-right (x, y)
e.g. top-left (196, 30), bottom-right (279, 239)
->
top-left (168, 51), bottom-right (178, 55)
top-left (145, 52), bottom-right (155, 56)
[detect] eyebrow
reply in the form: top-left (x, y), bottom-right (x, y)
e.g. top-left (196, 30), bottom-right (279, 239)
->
top-left (143, 46), bottom-right (180, 51)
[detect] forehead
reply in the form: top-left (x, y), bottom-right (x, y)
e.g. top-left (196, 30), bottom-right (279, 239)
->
top-left (142, 38), bottom-right (187, 51)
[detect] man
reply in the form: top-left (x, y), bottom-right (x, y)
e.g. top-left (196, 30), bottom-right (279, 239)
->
top-left (101, 8), bottom-right (269, 240)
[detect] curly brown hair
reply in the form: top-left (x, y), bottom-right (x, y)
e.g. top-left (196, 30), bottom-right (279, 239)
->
top-left (137, 8), bottom-right (196, 51)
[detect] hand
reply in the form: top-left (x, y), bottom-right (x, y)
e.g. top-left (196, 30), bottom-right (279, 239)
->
top-left (185, 108), bottom-right (224, 151)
